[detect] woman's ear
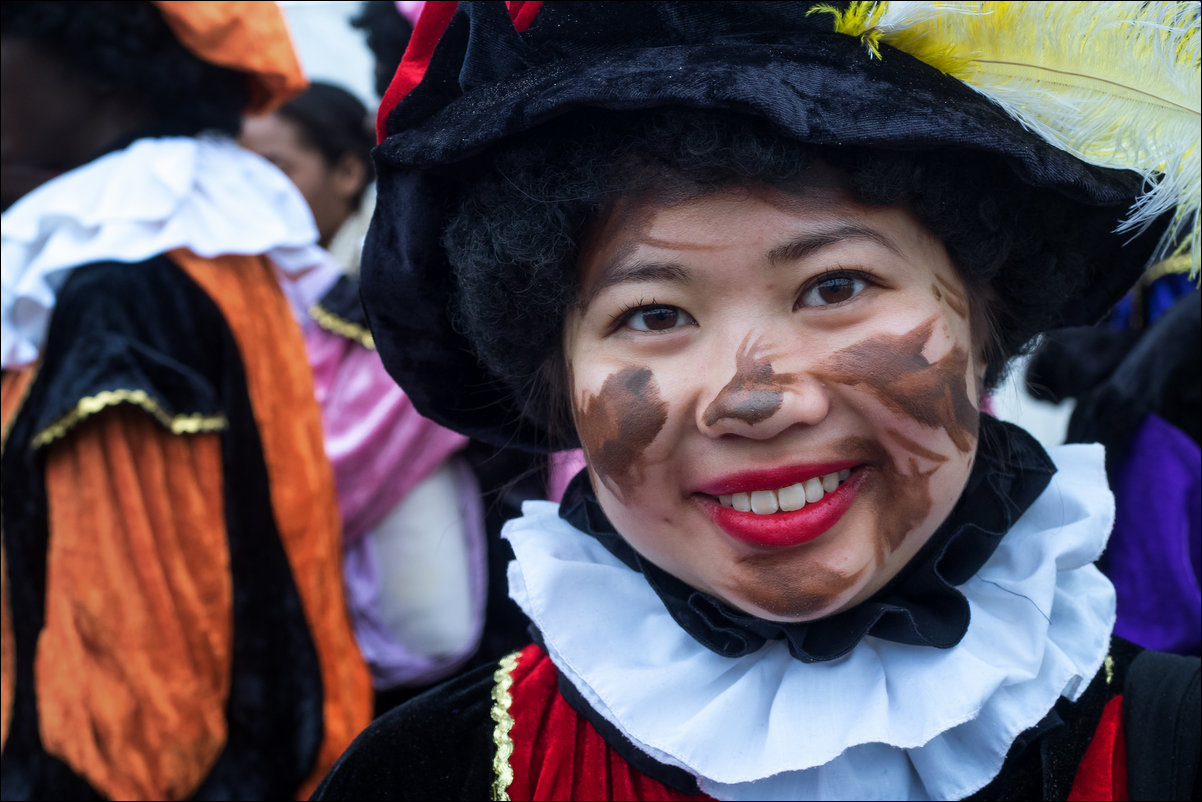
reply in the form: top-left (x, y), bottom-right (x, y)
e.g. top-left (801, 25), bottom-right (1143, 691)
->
top-left (332, 151), bottom-right (368, 203)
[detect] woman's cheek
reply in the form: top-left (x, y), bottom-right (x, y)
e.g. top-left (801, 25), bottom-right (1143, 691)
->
top-left (573, 366), bottom-right (669, 500)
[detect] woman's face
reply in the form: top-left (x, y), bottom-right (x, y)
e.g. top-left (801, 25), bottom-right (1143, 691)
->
top-left (239, 112), bottom-right (362, 248)
top-left (563, 179), bottom-right (984, 622)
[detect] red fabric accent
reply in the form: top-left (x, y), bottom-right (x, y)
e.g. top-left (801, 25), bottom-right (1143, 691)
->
top-left (1068, 695), bottom-right (1129, 801)
top-left (507, 1), bottom-right (544, 33)
top-left (505, 644), bottom-right (713, 801)
top-left (376, 0), bottom-right (546, 142)
top-left (376, 0), bottom-right (459, 143)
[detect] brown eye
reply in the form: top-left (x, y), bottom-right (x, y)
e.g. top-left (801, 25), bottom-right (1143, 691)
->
top-left (799, 273), bottom-right (869, 308)
top-left (625, 305), bottom-right (696, 332)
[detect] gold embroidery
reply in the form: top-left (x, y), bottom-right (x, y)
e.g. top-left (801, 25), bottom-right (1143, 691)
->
top-left (308, 303), bottom-right (375, 351)
top-left (1104, 654), bottom-right (1116, 687)
top-left (490, 650), bottom-right (521, 802)
top-left (31, 389), bottom-right (227, 448)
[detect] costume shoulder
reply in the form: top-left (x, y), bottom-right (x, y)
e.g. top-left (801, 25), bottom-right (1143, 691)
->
top-left (312, 658), bottom-right (500, 800)
top-left (309, 274), bottom-right (375, 350)
top-left (28, 256), bottom-right (232, 448)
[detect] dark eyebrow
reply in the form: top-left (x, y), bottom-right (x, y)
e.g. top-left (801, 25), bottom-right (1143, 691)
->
top-left (767, 224), bottom-right (902, 266)
top-left (583, 260), bottom-right (692, 305)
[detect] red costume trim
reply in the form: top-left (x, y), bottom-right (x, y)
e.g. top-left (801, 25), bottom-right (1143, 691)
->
top-left (504, 644), bottom-right (713, 801)
top-left (1068, 694), bottom-right (1129, 801)
top-left (376, 0), bottom-right (546, 142)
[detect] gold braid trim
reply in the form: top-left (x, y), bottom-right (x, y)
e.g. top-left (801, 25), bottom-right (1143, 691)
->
top-left (31, 389), bottom-right (227, 448)
top-left (490, 651), bottom-right (521, 802)
top-left (308, 303), bottom-right (375, 351)
top-left (1104, 654), bottom-right (1116, 688)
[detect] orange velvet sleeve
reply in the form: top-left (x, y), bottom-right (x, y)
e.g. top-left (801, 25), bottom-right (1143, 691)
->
top-left (35, 406), bottom-right (231, 801)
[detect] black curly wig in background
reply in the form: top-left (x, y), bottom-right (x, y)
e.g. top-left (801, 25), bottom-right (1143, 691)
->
top-left (1, 0), bottom-right (250, 137)
top-left (442, 107), bottom-right (1089, 447)
top-left (351, 1), bottom-right (414, 100)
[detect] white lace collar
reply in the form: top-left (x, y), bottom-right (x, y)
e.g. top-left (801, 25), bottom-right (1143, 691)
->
top-left (1, 134), bottom-right (325, 369)
top-left (505, 442), bottom-right (1116, 801)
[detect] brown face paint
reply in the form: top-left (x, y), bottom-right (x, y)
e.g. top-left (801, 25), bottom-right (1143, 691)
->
top-left (574, 367), bottom-right (669, 499)
top-left (731, 557), bottom-right (871, 619)
top-left (702, 334), bottom-right (799, 427)
top-left (732, 432), bottom-right (942, 617)
top-left (820, 317), bottom-right (979, 452)
top-left (934, 274), bottom-right (969, 320)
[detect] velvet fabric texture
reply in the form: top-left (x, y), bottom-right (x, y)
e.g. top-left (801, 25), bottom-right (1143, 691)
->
top-left (557, 415), bottom-right (1054, 662)
top-left (0, 255), bottom-right (370, 799)
top-left (361, 1), bottom-right (1163, 451)
top-left (313, 638), bottom-right (1157, 801)
top-left (1108, 413), bottom-right (1202, 656)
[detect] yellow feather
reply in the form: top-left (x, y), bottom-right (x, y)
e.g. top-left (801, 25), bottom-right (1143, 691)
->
top-left (816, 1), bottom-right (1202, 279)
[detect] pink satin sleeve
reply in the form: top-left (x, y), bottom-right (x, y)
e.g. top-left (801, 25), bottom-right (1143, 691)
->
top-left (304, 322), bottom-right (469, 548)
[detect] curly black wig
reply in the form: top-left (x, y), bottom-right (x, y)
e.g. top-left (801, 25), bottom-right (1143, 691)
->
top-left (1, 0), bottom-right (250, 136)
top-left (442, 107), bottom-right (1088, 446)
top-left (275, 81), bottom-right (376, 210)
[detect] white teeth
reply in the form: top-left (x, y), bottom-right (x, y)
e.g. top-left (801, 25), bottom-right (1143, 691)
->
top-left (716, 469), bottom-right (853, 514)
top-left (803, 477), bottom-right (824, 504)
top-left (777, 483), bottom-right (807, 512)
top-left (750, 490), bottom-right (778, 514)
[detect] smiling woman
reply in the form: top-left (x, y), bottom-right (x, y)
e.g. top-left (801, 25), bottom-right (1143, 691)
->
top-left (313, 3), bottom-right (1200, 801)
top-left (564, 181), bottom-right (981, 622)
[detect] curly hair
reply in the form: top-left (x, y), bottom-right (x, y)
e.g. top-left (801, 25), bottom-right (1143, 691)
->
top-left (1, 0), bottom-right (249, 136)
top-left (443, 108), bottom-right (1089, 446)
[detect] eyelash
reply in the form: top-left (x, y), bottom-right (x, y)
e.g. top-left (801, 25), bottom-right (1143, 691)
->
top-left (610, 297), bottom-right (658, 328)
top-left (796, 267), bottom-right (876, 308)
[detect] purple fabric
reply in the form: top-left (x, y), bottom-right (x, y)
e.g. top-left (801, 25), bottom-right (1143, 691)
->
top-left (303, 320), bottom-right (469, 548)
top-left (1109, 413), bottom-right (1202, 656)
top-left (342, 457), bottom-right (488, 689)
top-left (547, 449), bottom-right (587, 503)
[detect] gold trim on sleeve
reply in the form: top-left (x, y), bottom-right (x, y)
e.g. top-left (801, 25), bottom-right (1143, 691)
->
top-left (490, 650), bottom-right (521, 802)
top-left (31, 389), bottom-right (227, 448)
top-left (308, 303), bottom-right (376, 351)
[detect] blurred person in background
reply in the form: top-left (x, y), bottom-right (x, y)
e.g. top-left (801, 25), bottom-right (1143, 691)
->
top-left (351, 0), bottom-right (418, 101)
top-left (1, 2), bottom-right (371, 798)
top-left (1026, 261), bottom-right (1200, 658)
top-left (241, 81), bottom-right (376, 272)
top-left (241, 81), bottom-right (496, 714)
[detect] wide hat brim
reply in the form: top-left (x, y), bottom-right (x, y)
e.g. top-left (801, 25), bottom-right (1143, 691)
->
top-left (363, 1), bottom-right (1162, 452)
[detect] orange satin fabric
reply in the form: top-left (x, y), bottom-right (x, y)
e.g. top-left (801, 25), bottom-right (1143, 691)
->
top-left (169, 249), bottom-right (371, 798)
top-left (151, 1), bottom-right (307, 114)
top-left (38, 409), bottom-right (230, 800)
top-left (1, 366), bottom-right (40, 753)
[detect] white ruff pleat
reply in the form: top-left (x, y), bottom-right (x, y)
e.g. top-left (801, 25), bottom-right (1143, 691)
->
top-left (1, 135), bottom-right (324, 369)
top-left (505, 443), bottom-right (1116, 801)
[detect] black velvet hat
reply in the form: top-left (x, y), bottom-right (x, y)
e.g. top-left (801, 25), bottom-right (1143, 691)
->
top-left (361, 1), bottom-right (1192, 451)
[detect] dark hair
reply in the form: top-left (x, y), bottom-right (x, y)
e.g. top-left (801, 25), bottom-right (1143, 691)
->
top-left (351, 0), bottom-right (414, 99)
top-left (443, 108), bottom-right (1088, 445)
top-left (275, 81), bottom-right (376, 209)
top-left (1, 0), bottom-right (249, 136)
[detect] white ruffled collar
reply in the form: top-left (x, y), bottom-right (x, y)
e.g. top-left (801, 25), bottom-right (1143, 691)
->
top-left (1, 134), bottom-right (325, 369)
top-left (505, 442), bottom-right (1116, 801)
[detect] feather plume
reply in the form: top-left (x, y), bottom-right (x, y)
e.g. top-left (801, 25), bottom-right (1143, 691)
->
top-left (811, 1), bottom-right (1201, 279)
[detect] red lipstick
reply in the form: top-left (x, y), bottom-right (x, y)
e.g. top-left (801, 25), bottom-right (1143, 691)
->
top-left (698, 467), bottom-right (866, 548)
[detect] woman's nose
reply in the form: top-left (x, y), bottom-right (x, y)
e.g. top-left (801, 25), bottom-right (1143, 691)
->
top-left (696, 335), bottom-right (830, 440)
